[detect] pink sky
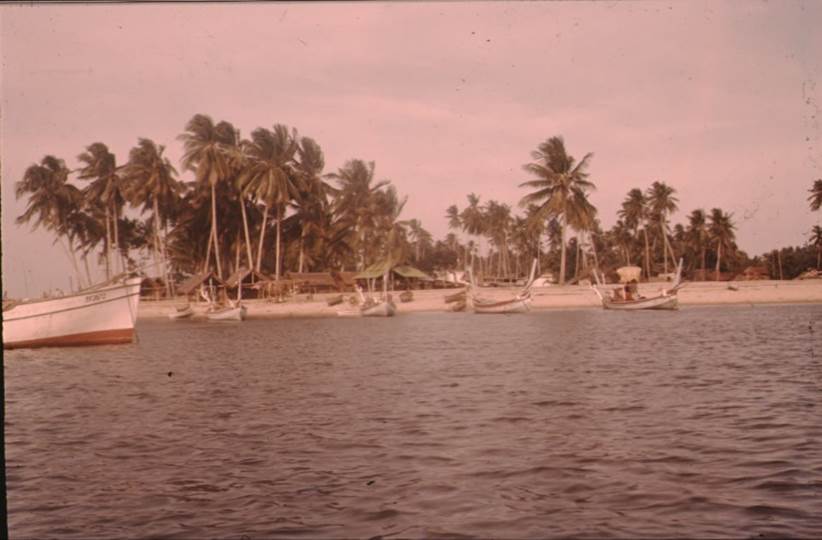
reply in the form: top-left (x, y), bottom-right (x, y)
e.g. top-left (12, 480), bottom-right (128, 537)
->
top-left (2, 1), bottom-right (820, 297)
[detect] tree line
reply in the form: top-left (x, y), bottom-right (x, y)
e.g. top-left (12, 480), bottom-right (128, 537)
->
top-left (15, 122), bottom-right (822, 294)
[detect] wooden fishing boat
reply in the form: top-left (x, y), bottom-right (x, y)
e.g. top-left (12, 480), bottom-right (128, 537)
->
top-left (206, 302), bottom-right (247, 321)
top-left (168, 303), bottom-right (194, 320)
top-left (2, 275), bottom-right (142, 349)
top-left (467, 259), bottom-right (537, 314)
top-left (338, 277), bottom-right (397, 317)
top-left (361, 298), bottom-right (397, 317)
top-left (599, 292), bottom-right (679, 311)
top-left (591, 259), bottom-right (684, 311)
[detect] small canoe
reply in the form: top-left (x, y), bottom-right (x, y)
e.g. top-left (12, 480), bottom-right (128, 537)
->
top-left (472, 293), bottom-right (532, 314)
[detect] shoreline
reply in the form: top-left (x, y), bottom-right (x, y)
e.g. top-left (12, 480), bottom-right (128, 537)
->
top-left (137, 279), bottom-right (822, 320)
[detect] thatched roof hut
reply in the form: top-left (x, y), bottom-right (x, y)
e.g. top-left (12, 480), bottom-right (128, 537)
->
top-left (178, 271), bottom-right (224, 296)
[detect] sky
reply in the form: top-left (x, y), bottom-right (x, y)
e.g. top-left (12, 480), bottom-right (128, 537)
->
top-left (2, 1), bottom-right (820, 297)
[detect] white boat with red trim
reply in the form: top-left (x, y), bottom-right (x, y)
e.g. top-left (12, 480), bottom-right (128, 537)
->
top-left (2, 276), bottom-right (142, 349)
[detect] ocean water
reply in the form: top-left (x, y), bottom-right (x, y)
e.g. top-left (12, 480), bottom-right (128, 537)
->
top-left (5, 304), bottom-right (822, 539)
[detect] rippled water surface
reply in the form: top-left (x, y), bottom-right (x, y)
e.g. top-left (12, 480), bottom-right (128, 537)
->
top-left (6, 304), bottom-right (822, 539)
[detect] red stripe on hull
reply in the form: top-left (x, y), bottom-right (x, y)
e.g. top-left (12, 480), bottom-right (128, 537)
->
top-left (4, 328), bottom-right (135, 350)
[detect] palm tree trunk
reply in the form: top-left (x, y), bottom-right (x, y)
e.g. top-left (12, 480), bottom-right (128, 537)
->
top-left (256, 203), bottom-right (269, 273)
top-left (661, 219), bottom-right (668, 275)
top-left (715, 241), bottom-right (721, 281)
top-left (559, 220), bottom-right (567, 285)
top-left (701, 245), bottom-right (707, 279)
top-left (152, 198), bottom-right (170, 298)
top-left (817, 246), bottom-right (821, 270)
top-left (210, 183), bottom-right (223, 279)
top-left (113, 202), bottom-right (123, 274)
top-left (642, 224), bottom-right (650, 280)
top-left (164, 223), bottom-right (175, 297)
top-left (104, 207), bottom-right (112, 279)
top-left (275, 204), bottom-right (282, 281)
top-left (239, 195), bottom-right (254, 270)
top-left (298, 227), bottom-right (305, 274)
top-left (203, 226), bottom-right (213, 273)
top-left (235, 232), bottom-right (241, 275)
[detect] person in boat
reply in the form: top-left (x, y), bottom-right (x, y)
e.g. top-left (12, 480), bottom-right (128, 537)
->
top-left (623, 282), bottom-right (633, 301)
top-left (611, 287), bottom-right (624, 302)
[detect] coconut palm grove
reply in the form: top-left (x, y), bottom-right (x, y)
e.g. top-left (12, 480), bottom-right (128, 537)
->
top-left (14, 113), bottom-right (822, 293)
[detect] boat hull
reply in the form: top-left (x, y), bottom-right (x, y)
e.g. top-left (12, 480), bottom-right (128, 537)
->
top-left (2, 277), bottom-right (142, 349)
top-left (602, 294), bottom-right (678, 311)
top-left (206, 305), bottom-right (247, 321)
top-left (472, 296), bottom-right (531, 314)
top-left (361, 301), bottom-right (397, 317)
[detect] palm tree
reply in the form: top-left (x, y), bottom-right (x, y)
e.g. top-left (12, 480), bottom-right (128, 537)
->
top-left (519, 136), bottom-right (595, 285)
top-left (328, 159), bottom-right (389, 270)
top-left (460, 193), bottom-right (486, 273)
top-left (708, 208), bottom-right (735, 281)
top-left (179, 114), bottom-right (237, 278)
top-left (292, 136), bottom-right (329, 273)
top-left (445, 204), bottom-right (463, 267)
top-left (809, 179), bottom-right (822, 211)
top-left (121, 138), bottom-right (183, 295)
top-left (619, 188), bottom-right (651, 279)
top-left (77, 142), bottom-right (125, 278)
top-left (687, 209), bottom-right (709, 278)
top-left (15, 155), bottom-right (88, 287)
top-left (810, 225), bottom-right (822, 269)
top-left (647, 181), bottom-right (678, 275)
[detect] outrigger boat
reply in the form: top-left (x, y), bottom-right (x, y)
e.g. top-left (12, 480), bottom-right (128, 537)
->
top-left (468, 259), bottom-right (538, 314)
top-left (201, 278), bottom-right (247, 321)
top-left (591, 259), bottom-right (684, 311)
top-left (3, 274), bottom-right (142, 349)
top-left (336, 271), bottom-right (397, 317)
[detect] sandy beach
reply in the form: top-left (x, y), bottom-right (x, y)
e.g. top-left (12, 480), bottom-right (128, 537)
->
top-left (137, 279), bottom-right (822, 320)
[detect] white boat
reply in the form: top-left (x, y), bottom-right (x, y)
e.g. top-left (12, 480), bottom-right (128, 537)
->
top-left (338, 277), bottom-right (397, 317)
top-left (472, 290), bottom-right (533, 314)
top-left (360, 298), bottom-right (397, 317)
top-left (2, 276), bottom-right (142, 349)
top-left (468, 259), bottom-right (537, 314)
top-left (168, 303), bottom-right (194, 320)
top-left (206, 302), bottom-right (247, 321)
top-left (591, 259), bottom-right (684, 311)
top-left (600, 293), bottom-right (679, 311)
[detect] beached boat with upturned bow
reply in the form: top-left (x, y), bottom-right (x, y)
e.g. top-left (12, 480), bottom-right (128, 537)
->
top-left (2, 276), bottom-right (142, 349)
top-left (591, 259), bottom-right (684, 311)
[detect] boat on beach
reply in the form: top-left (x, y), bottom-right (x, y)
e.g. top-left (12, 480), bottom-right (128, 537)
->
top-left (2, 275), bottom-right (142, 349)
top-left (206, 302), bottom-right (247, 321)
top-left (591, 259), bottom-right (684, 311)
top-left (468, 259), bottom-right (538, 314)
top-left (168, 303), bottom-right (194, 320)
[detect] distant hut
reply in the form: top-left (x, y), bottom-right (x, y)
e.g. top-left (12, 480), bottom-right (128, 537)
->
top-left (225, 268), bottom-right (270, 299)
top-left (392, 264), bottom-right (433, 290)
top-left (286, 272), bottom-right (341, 294)
top-left (178, 271), bottom-right (224, 302)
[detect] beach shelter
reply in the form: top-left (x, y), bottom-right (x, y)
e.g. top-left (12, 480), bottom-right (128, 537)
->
top-left (225, 268), bottom-right (269, 298)
top-left (178, 270), bottom-right (224, 300)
